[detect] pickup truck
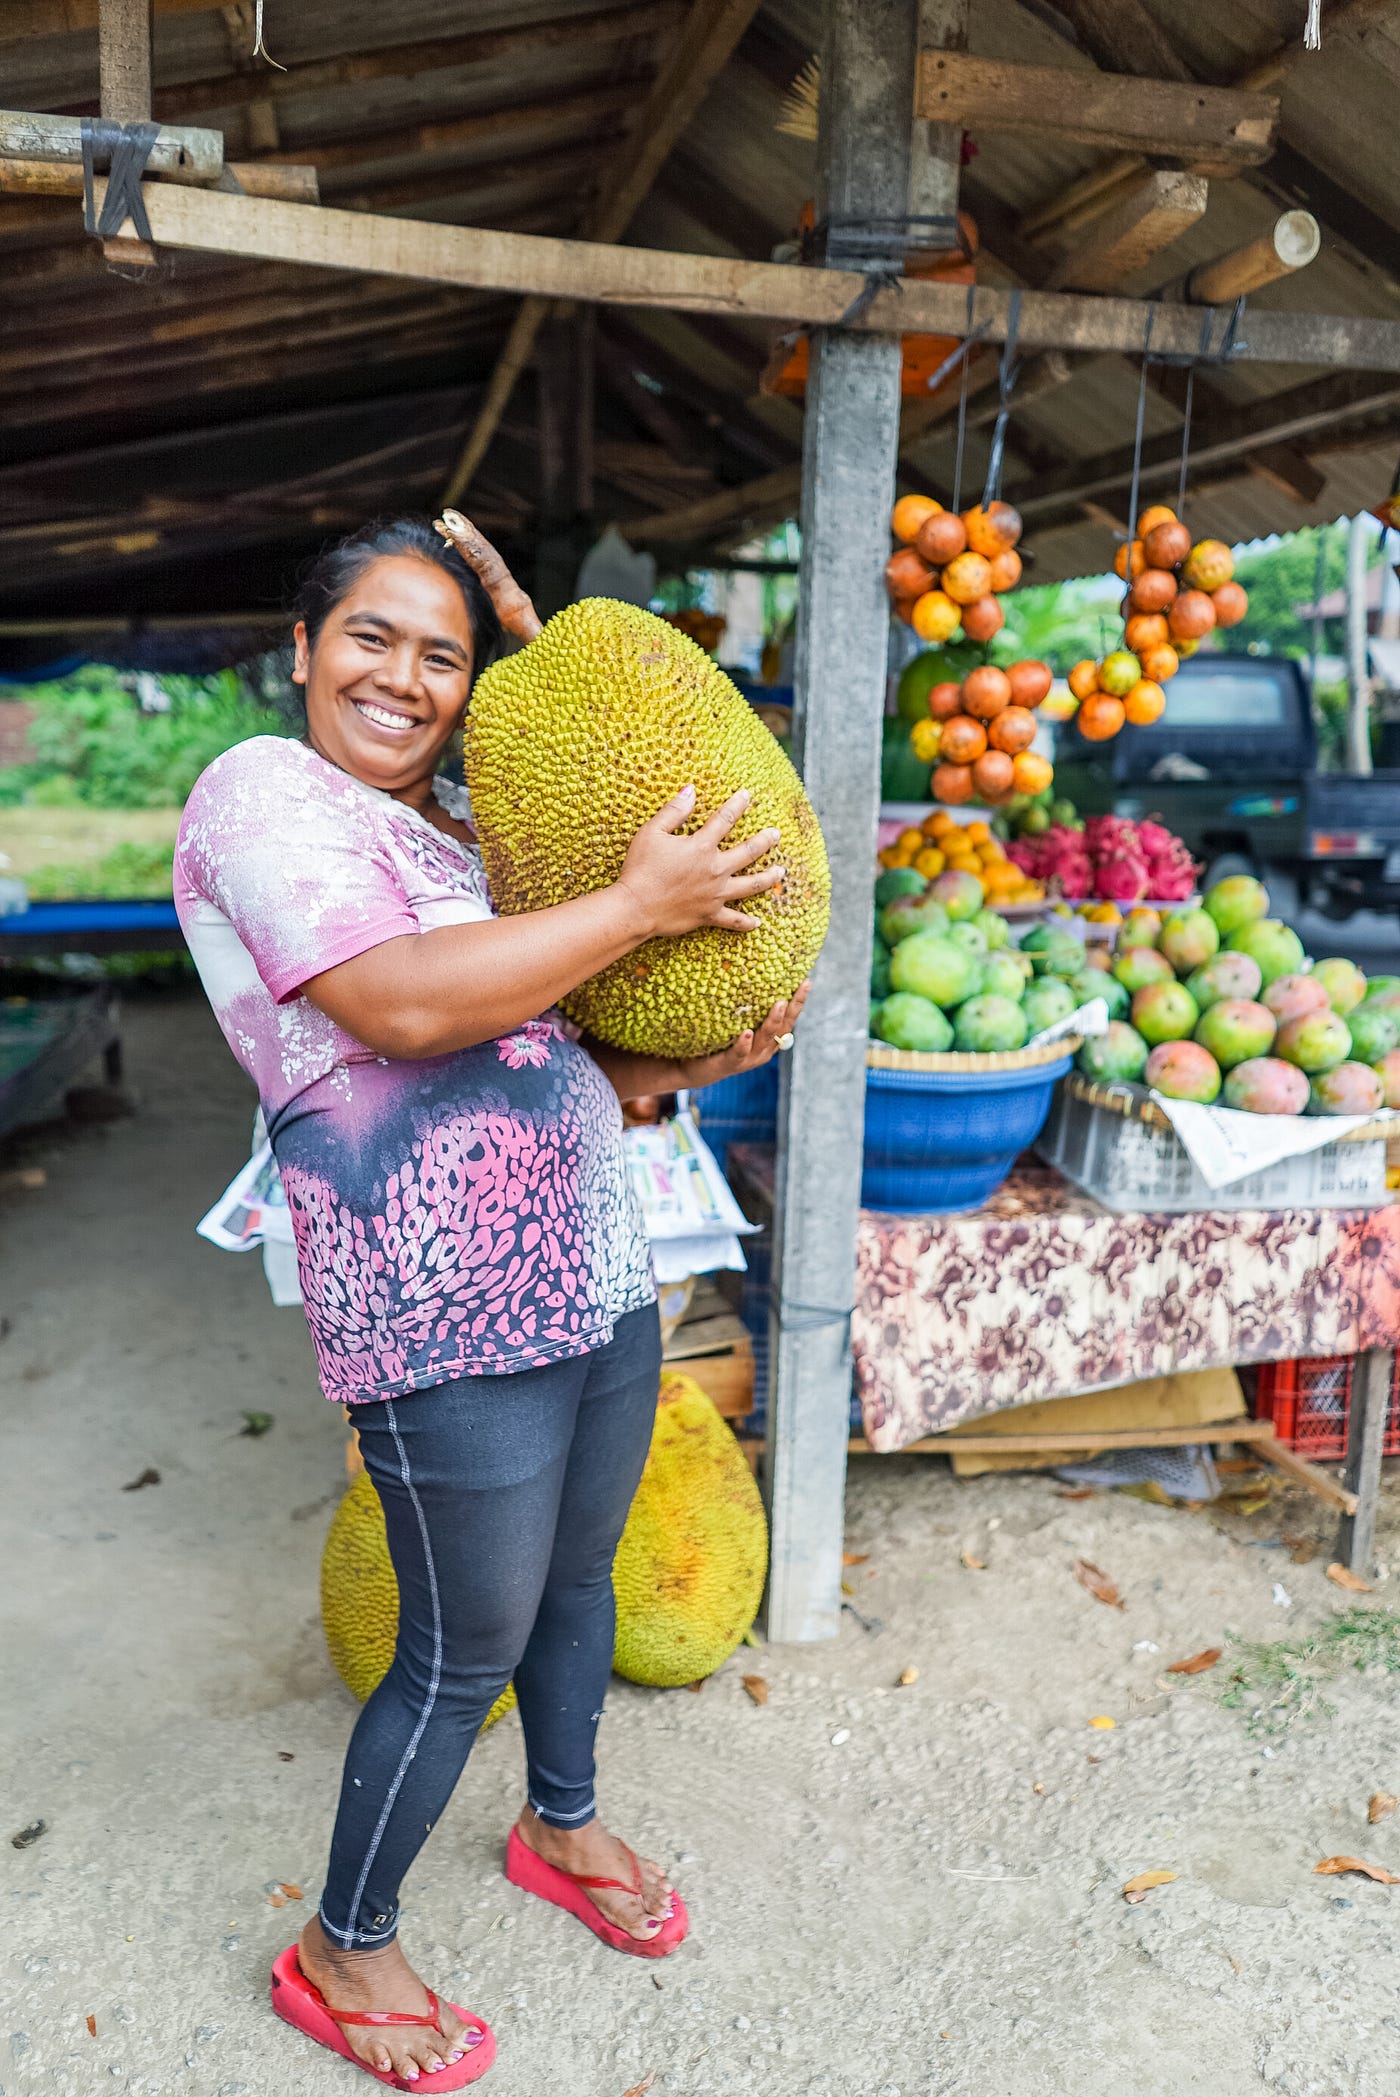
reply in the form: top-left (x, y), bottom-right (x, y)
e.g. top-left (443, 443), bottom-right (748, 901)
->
top-left (1052, 655), bottom-right (1400, 922)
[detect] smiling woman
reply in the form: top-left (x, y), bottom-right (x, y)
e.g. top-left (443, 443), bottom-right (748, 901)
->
top-left (171, 517), bottom-right (809, 2090)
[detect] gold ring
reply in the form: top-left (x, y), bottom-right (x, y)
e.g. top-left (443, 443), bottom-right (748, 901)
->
top-left (776, 1032), bottom-right (795, 1051)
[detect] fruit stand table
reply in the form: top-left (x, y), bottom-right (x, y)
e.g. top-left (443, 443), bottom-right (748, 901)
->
top-left (728, 1146), bottom-right (1400, 1575)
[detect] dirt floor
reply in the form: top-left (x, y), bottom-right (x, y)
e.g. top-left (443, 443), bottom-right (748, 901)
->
top-left (5, 988), bottom-right (1400, 2097)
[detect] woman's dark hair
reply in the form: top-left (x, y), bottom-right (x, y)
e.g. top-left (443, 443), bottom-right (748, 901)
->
top-left (291, 517), bottom-right (504, 675)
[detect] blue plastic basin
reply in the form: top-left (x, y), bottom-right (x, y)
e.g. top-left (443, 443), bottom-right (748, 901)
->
top-left (861, 1057), bottom-right (1072, 1215)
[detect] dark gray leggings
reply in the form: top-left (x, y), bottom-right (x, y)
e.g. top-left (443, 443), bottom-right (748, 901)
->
top-left (318, 1303), bottom-right (662, 1949)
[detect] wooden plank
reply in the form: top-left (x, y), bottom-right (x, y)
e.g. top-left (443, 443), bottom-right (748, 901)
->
top-left (1335, 1348), bottom-right (1393, 1576)
top-left (111, 183), bottom-right (1400, 374)
top-left (0, 108), bottom-right (221, 182)
top-left (663, 1311), bottom-right (751, 1360)
top-left (0, 155), bottom-right (313, 203)
top-left (1246, 443), bottom-right (1329, 506)
top-left (1055, 0), bottom-right (1192, 83)
top-left (1187, 211), bottom-right (1322, 304)
top-left (628, 463), bottom-right (800, 542)
top-left (286, 80), bottom-right (643, 179)
top-left (763, 0), bottom-right (925, 1648)
top-left (439, 0), bottom-right (760, 505)
top-left (1257, 1437), bottom-right (1358, 1517)
top-left (1046, 171), bottom-right (1207, 293)
top-left (914, 53), bottom-right (1277, 163)
top-left (671, 1344), bottom-right (754, 1418)
top-left (2, 0), bottom-right (206, 32)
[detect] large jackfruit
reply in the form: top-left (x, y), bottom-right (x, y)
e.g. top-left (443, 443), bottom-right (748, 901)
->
top-left (320, 1470), bottom-right (516, 1726)
top-left (464, 599), bottom-right (830, 1056)
top-left (612, 1371), bottom-right (768, 1687)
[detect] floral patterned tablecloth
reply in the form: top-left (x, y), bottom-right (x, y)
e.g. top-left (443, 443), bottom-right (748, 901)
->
top-left (851, 1162), bottom-right (1400, 1453)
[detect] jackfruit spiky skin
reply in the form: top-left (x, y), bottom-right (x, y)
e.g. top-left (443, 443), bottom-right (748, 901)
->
top-left (612, 1372), bottom-right (768, 1687)
top-left (464, 599), bottom-right (830, 1057)
top-left (320, 1470), bottom-right (516, 1725)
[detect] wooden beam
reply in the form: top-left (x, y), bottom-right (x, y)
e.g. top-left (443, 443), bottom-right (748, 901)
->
top-left (0, 107), bottom-right (220, 182)
top-left (1187, 210), bottom-right (1322, 304)
top-left (440, 0), bottom-right (761, 505)
top-left (113, 183), bottom-right (1400, 374)
top-left (1045, 170), bottom-right (1208, 292)
top-left (0, 154), bottom-right (314, 204)
top-left (1335, 1347), bottom-right (1393, 1575)
top-left (1245, 442), bottom-right (1329, 506)
top-left (627, 463), bottom-right (800, 541)
top-left (1054, 0), bottom-right (1192, 82)
top-left (914, 52), bottom-right (1277, 164)
top-left (58, 2), bottom-right (680, 123)
top-left (287, 80), bottom-right (645, 180)
top-left (2, 0), bottom-right (206, 33)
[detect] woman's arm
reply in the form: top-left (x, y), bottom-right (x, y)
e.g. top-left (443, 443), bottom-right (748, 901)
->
top-left (583, 982), bottom-right (811, 1101)
top-left (300, 785), bottom-right (784, 1059)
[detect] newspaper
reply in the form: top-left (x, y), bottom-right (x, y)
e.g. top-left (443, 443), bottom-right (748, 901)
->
top-left (196, 1139), bottom-right (295, 1251)
top-left (1149, 1092), bottom-right (1391, 1191)
top-left (1027, 994), bottom-right (1110, 1050)
top-left (623, 1106), bottom-right (756, 1284)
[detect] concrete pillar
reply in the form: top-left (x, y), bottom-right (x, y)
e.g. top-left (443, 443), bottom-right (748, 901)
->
top-left (763, 0), bottom-right (963, 1643)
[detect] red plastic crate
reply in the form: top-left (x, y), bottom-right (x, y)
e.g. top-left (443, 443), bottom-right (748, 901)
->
top-left (1253, 1355), bottom-right (1400, 1460)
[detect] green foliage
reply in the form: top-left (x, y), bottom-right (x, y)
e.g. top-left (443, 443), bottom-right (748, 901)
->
top-left (25, 839), bottom-right (175, 900)
top-left (3, 664), bottom-right (291, 810)
top-left (989, 580), bottom-right (1119, 674)
top-left (1219, 1607), bottom-right (1400, 1737)
top-left (1218, 521), bottom-right (1371, 662)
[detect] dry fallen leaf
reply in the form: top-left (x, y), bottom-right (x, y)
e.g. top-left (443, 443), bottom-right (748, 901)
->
top-left (1369, 1793), bottom-right (1398, 1825)
top-left (960, 1550), bottom-right (986, 1570)
top-left (684, 1680), bottom-right (704, 1693)
top-left (897, 1665), bottom-right (919, 1687)
top-left (1326, 1562), bottom-right (1374, 1593)
top-left (1088, 1715), bottom-right (1116, 1730)
top-left (278, 1881), bottom-right (302, 1900)
top-left (622, 2076), bottom-right (657, 2097)
top-left (268, 1893), bottom-right (285, 1908)
top-left (840, 1581), bottom-right (854, 1595)
top-left (121, 1466), bottom-right (161, 1492)
top-left (1074, 1558), bottom-right (1124, 1609)
top-left (1056, 1487), bottom-right (1098, 1500)
top-left (1167, 1647), bottom-right (1223, 1676)
top-left (1314, 1855), bottom-right (1400, 1883)
top-left (1122, 1869), bottom-right (1177, 1903)
top-left (85, 2015), bottom-right (97, 2038)
top-left (843, 1552), bottom-right (870, 1566)
top-left (741, 1675), bottom-right (769, 1706)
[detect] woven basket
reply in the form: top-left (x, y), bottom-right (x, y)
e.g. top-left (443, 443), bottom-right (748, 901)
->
top-left (866, 1035), bottom-right (1082, 1077)
top-left (1065, 1071), bottom-right (1396, 1145)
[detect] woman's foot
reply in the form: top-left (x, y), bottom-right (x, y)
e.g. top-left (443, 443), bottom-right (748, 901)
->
top-left (297, 1913), bottom-right (483, 2083)
top-left (513, 1807), bottom-right (674, 1941)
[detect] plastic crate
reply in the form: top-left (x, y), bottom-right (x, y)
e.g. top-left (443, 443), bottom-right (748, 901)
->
top-left (690, 1061), bottom-right (778, 1168)
top-left (1038, 1075), bottom-right (1389, 1214)
top-left (1252, 1355), bottom-right (1400, 1460)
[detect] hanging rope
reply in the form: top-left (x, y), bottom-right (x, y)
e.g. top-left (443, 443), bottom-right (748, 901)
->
top-left (980, 288), bottom-right (1023, 512)
top-left (81, 116), bottom-right (159, 245)
top-left (1175, 366), bottom-right (1195, 523)
top-left (1305, 0), bottom-right (1323, 50)
top-left (950, 286), bottom-right (977, 515)
top-left (1123, 302), bottom-right (1157, 582)
top-left (251, 0), bottom-right (287, 69)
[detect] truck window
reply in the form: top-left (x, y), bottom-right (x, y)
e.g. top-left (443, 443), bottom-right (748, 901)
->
top-left (1159, 673), bottom-right (1288, 728)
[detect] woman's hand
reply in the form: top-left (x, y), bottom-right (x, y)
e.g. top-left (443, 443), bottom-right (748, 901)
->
top-left (674, 984), bottom-right (811, 1091)
top-left (615, 785), bottom-right (784, 938)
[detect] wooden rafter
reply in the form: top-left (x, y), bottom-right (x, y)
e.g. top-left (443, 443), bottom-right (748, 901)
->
top-left (441, 0), bottom-right (763, 505)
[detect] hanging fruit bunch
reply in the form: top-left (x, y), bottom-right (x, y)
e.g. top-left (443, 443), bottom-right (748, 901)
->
top-left (885, 494), bottom-right (1025, 646)
top-left (905, 657), bottom-right (1056, 809)
top-left (1064, 505), bottom-right (1248, 743)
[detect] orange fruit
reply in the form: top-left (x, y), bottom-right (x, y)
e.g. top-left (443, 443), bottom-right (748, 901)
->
top-left (960, 594), bottom-right (1005, 643)
top-left (911, 590), bottom-right (961, 643)
top-left (987, 547), bottom-right (1022, 592)
top-left (898, 827), bottom-right (925, 853)
top-left (961, 666), bottom-right (1012, 720)
top-left (891, 494), bottom-right (940, 544)
top-left (1183, 539), bottom-right (1233, 592)
top-left (1123, 678), bottom-right (1166, 726)
top-left (988, 705), bottom-right (1037, 755)
top-left (1010, 750), bottom-right (1053, 796)
top-left (1114, 540), bottom-right (1146, 582)
top-left (1129, 567), bottom-right (1178, 614)
top-left (913, 845), bottom-right (946, 878)
top-left (932, 761), bottom-right (975, 806)
top-left (941, 550), bottom-right (993, 605)
top-left (972, 749), bottom-right (1016, 800)
top-left (1168, 589), bottom-right (1216, 640)
top-left (1068, 658), bottom-right (1100, 701)
top-left (1212, 580), bottom-right (1248, 628)
top-left (962, 501), bottom-right (1023, 557)
top-left (965, 821), bottom-right (992, 845)
top-left (915, 511), bottom-right (969, 566)
top-left (909, 718), bottom-right (942, 763)
top-left (1136, 504), bottom-right (1177, 538)
top-left (892, 596), bottom-right (921, 627)
top-left (928, 810), bottom-right (957, 837)
top-left (1005, 659), bottom-right (1052, 709)
top-left (1138, 641), bottom-right (1179, 684)
top-left (940, 714), bottom-right (988, 765)
top-left (927, 680), bottom-right (965, 721)
top-left (1077, 692), bottom-right (1126, 741)
top-left (885, 547), bottom-right (935, 599)
top-left (1124, 612), bottom-right (1168, 655)
top-left (1143, 519), bottom-right (1191, 570)
top-left (1097, 649), bottom-right (1141, 699)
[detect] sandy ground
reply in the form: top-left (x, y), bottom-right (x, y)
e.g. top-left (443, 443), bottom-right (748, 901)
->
top-left (5, 989), bottom-right (1400, 2097)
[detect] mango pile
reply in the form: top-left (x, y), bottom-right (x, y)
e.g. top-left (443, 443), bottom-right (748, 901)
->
top-left (1074, 874), bottom-right (1400, 1115)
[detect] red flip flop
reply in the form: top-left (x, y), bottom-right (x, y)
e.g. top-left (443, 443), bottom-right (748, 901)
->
top-left (270, 1946), bottom-right (495, 2090)
top-left (505, 1826), bottom-right (688, 1958)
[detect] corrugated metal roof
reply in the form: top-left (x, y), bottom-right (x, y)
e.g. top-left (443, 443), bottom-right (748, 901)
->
top-left (3, 0), bottom-right (1400, 621)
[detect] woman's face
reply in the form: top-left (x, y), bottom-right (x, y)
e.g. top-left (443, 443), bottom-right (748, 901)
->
top-left (294, 554), bottom-right (475, 795)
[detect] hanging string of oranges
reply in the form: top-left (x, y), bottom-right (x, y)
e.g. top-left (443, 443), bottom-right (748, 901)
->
top-left (886, 494), bottom-right (1025, 644)
top-left (1066, 505), bottom-right (1249, 741)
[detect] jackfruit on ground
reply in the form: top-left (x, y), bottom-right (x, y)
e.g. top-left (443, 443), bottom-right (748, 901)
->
top-left (464, 599), bottom-right (830, 1057)
top-left (320, 1470), bottom-right (516, 1725)
top-left (612, 1371), bottom-right (768, 1687)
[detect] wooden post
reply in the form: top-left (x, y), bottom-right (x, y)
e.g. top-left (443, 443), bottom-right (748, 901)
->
top-left (763, 0), bottom-right (931, 1645)
top-left (1346, 509), bottom-right (1374, 774)
top-left (99, 0), bottom-right (157, 269)
top-left (1335, 1349), bottom-right (1393, 1576)
top-left (1187, 211), bottom-right (1321, 304)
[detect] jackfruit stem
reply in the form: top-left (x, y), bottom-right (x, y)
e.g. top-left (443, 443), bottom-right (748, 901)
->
top-left (435, 509), bottom-right (543, 643)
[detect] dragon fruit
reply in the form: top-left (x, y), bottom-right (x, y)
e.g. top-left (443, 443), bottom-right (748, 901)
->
top-left (1096, 852), bottom-right (1152, 903)
top-left (1012, 813), bottom-right (1199, 902)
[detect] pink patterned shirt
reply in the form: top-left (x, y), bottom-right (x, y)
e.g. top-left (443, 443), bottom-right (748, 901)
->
top-left (175, 736), bottom-right (653, 1402)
